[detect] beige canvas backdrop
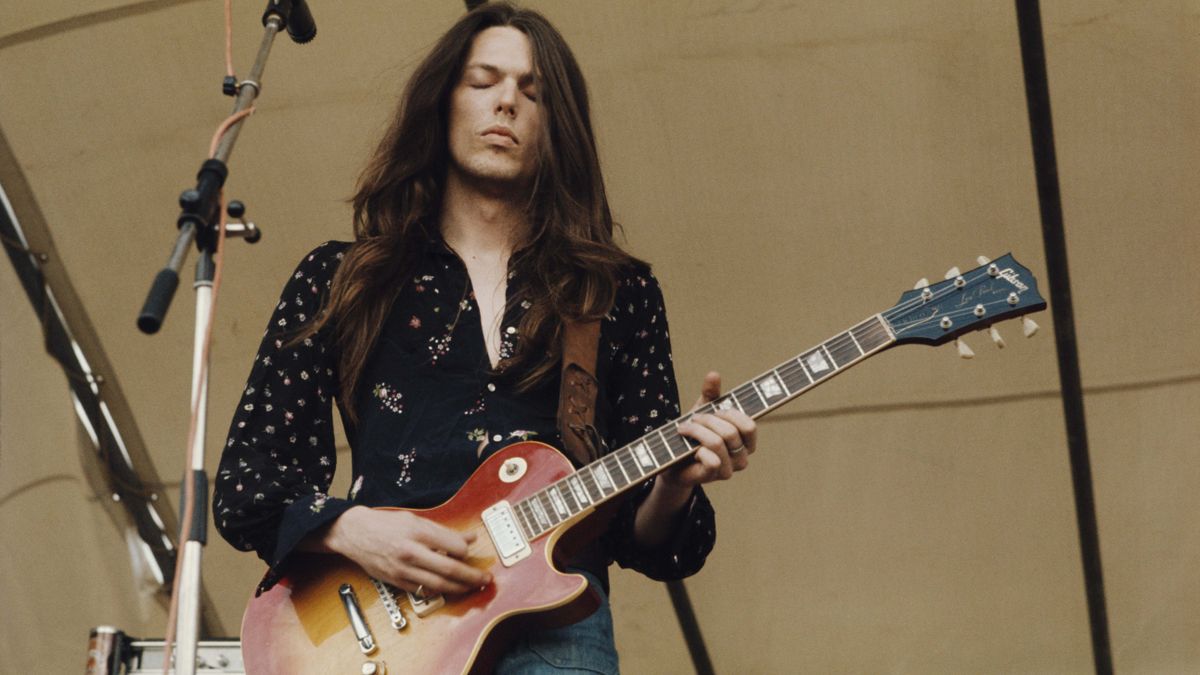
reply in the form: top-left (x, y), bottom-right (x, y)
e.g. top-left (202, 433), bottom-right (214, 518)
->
top-left (1, 1), bottom-right (1197, 672)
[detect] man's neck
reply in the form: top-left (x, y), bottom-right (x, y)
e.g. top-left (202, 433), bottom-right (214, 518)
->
top-left (440, 170), bottom-right (532, 260)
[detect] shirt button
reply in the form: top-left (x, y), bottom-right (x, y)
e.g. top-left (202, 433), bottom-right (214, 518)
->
top-left (505, 326), bottom-right (517, 335)
top-left (492, 434), bottom-right (503, 442)
top-left (487, 383), bottom-right (496, 392)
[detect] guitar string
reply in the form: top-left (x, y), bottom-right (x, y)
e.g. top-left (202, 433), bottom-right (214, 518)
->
top-left (514, 266), bottom-right (1027, 538)
top-left (882, 265), bottom-right (1019, 329)
top-left (515, 318), bottom-right (894, 531)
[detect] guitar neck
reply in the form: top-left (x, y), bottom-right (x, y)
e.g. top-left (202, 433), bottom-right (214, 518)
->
top-left (511, 314), bottom-right (897, 540)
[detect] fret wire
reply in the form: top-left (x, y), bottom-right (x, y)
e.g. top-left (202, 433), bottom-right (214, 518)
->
top-left (846, 328), bottom-right (864, 354)
top-left (616, 446), bottom-right (644, 481)
top-left (673, 420), bottom-right (701, 449)
top-left (602, 454), bottom-right (627, 489)
top-left (558, 479), bottom-right (579, 514)
top-left (825, 336), bottom-right (858, 368)
top-left (590, 463), bottom-right (614, 495)
top-left (727, 390), bottom-right (745, 413)
top-left (733, 383), bottom-right (766, 414)
top-left (822, 330), bottom-right (854, 353)
top-left (536, 491), bottom-right (560, 526)
top-left (646, 433), bottom-right (673, 465)
top-left (516, 500), bottom-right (537, 537)
top-left (636, 438), bottom-right (662, 469)
top-left (533, 494), bottom-right (553, 529)
top-left (582, 465), bottom-right (605, 500)
top-left (526, 499), bottom-right (544, 533)
top-left (778, 359), bottom-right (810, 385)
top-left (773, 368), bottom-right (792, 396)
top-left (820, 344), bottom-right (839, 369)
top-left (664, 427), bottom-right (693, 456)
top-left (567, 474), bottom-right (592, 507)
top-left (657, 429), bottom-right (681, 458)
top-left (547, 484), bottom-right (570, 519)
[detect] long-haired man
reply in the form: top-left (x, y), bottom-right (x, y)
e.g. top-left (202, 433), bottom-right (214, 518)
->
top-left (215, 4), bottom-right (756, 671)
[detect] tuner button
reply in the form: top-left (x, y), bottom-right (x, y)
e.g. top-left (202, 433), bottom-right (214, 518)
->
top-left (944, 266), bottom-right (961, 280)
top-left (956, 338), bottom-right (975, 359)
top-left (921, 287), bottom-right (933, 301)
top-left (988, 264), bottom-right (1000, 277)
top-left (973, 304), bottom-right (986, 317)
top-left (1007, 292), bottom-right (1020, 306)
top-left (1022, 316), bottom-right (1039, 337)
top-left (954, 276), bottom-right (966, 289)
top-left (977, 255), bottom-right (991, 265)
top-left (914, 278), bottom-right (930, 290)
top-left (940, 317), bottom-right (953, 330)
top-left (989, 326), bottom-right (1006, 348)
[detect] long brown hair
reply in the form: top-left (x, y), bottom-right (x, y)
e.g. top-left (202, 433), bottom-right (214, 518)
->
top-left (302, 2), bottom-right (638, 421)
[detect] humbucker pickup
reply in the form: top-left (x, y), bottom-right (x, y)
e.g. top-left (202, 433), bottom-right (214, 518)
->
top-left (482, 501), bottom-right (531, 567)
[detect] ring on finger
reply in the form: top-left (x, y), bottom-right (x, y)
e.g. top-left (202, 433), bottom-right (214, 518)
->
top-left (729, 445), bottom-right (746, 455)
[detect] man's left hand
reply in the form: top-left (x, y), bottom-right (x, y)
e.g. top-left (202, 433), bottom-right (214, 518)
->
top-left (661, 371), bottom-right (756, 489)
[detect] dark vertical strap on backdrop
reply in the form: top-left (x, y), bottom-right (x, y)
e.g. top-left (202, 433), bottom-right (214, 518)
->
top-left (1013, 2), bottom-right (1113, 673)
top-left (667, 580), bottom-right (716, 675)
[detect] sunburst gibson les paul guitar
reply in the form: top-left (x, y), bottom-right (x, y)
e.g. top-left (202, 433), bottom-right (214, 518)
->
top-left (241, 253), bottom-right (1047, 674)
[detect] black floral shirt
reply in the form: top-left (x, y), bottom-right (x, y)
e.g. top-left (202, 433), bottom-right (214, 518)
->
top-left (213, 240), bottom-right (715, 592)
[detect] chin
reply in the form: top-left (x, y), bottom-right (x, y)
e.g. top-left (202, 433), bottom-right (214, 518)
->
top-left (456, 159), bottom-right (532, 188)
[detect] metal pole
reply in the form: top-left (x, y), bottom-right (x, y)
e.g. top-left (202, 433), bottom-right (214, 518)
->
top-left (1013, 2), bottom-right (1113, 672)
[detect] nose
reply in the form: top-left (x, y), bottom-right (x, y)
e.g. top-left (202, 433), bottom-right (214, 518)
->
top-left (494, 78), bottom-right (518, 117)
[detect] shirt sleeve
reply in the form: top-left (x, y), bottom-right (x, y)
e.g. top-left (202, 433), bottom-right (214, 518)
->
top-left (600, 266), bottom-right (716, 581)
top-left (212, 241), bottom-right (355, 588)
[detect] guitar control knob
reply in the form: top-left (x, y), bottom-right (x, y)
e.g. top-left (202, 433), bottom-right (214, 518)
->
top-left (362, 661), bottom-right (387, 674)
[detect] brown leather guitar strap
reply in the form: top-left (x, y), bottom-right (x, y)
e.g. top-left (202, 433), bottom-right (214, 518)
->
top-left (557, 319), bottom-right (602, 467)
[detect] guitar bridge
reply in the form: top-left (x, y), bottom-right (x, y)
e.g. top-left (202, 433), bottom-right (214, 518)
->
top-left (482, 500), bottom-right (531, 568)
top-left (369, 578), bottom-right (407, 630)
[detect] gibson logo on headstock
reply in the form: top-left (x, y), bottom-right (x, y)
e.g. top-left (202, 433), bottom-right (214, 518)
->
top-left (998, 268), bottom-right (1028, 292)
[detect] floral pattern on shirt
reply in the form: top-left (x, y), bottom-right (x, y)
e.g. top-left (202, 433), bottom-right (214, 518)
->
top-left (213, 240), bottom-right (715, 593)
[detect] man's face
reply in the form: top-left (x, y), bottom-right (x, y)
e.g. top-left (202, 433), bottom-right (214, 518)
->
top-left (447, 26), bottom-right (542, 189)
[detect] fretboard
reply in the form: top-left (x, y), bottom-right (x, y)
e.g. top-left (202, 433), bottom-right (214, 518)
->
top-left (510, 314), bottom-right (897, 541)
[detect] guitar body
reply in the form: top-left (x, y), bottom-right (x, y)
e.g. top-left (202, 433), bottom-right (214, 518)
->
top-left (238, 253), bottom-right (1048, 675)
top-left (241, 441), bottom-right (600, 675)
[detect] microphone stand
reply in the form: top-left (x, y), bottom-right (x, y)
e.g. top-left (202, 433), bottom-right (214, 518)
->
top-left (136, 3), bottom-right (314, 673)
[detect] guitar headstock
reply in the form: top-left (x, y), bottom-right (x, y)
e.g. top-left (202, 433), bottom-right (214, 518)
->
top-left (883, 253), bottom-right (1046, 347)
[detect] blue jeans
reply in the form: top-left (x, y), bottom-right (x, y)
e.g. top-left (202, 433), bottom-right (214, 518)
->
top-left (493, 571), bottom-right (619, 674)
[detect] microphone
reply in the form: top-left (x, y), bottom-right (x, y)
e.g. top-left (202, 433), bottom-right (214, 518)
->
top-left (263, 0), bottom-right (317, 44)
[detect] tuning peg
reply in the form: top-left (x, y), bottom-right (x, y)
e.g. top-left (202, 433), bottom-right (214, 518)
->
top-left (1022, 316), bottom-right (1039, 337)
top-left (989, 326), bottom-right (1006, 348)
top-left (956, 337), bottom-right (975, 359)
top-left (913, 278), bottom-right (929, 290)
top-left (944, 266), bottom-right (961, 280)
top-left (977, 255), bottom-right (991, 265)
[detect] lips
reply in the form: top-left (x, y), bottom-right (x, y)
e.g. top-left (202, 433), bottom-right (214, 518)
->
top-left (482, 125), bottom-right (518, 144)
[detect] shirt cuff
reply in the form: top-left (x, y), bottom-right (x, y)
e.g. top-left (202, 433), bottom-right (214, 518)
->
top-left (256, 493), bottom-right (355, 594)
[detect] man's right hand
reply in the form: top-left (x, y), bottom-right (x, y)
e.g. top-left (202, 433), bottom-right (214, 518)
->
top-left (323, 506), bottom-right (492, 596)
